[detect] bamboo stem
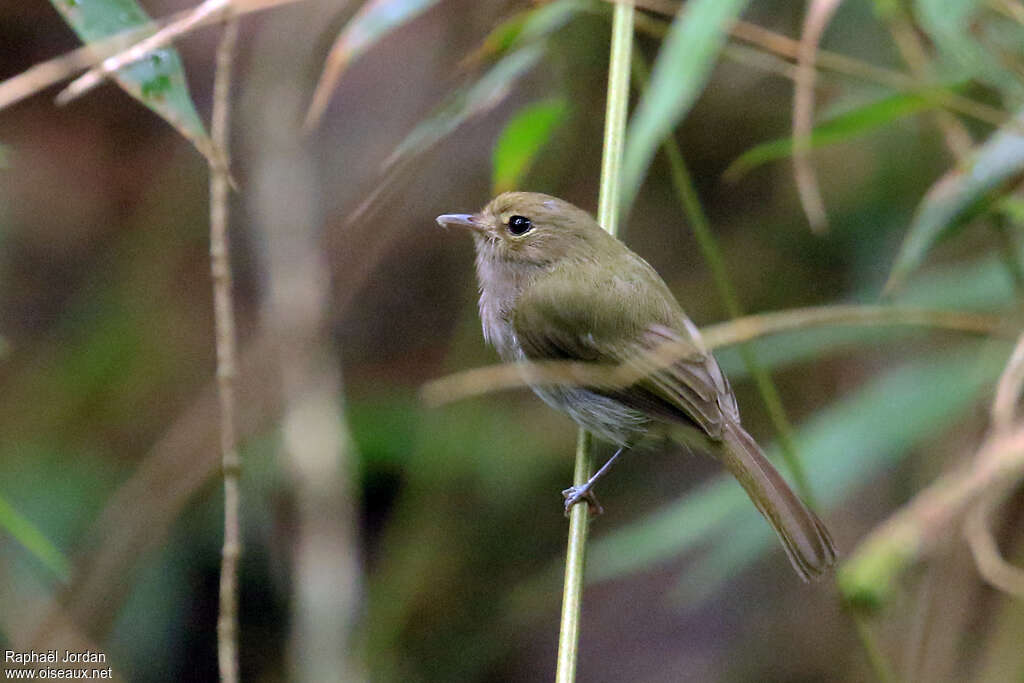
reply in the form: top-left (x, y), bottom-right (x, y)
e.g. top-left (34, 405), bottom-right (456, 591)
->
top-left (210, 15), bottom-right (241, 683)
top-left (555, 3), bottom-right (633, 681)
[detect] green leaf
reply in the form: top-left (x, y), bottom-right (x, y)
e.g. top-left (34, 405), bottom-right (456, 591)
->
top-left (470, 0), bottom-right (583, 64)
top-left (885, 109), bottom-right (1024, 293)
top-left (306, 0), bottom-right (443, 127)
top-left (724, 91), bottom-right (943, 180)
top-left (587, 346), bottom-right (1003, 594)
top-left (0, 492), bottom-right (70, 581)
top-left (333, 0), bottom-right (440, 66)
top-left (386, 45), bottom-right (545, 168)
top-left (914, 0), bottom-right (1024, 101)
top-left (621, 0), bottom-right (750, 210)
top-left (47, 0), bottom-right (211, 161)
top-left (492, 98), bottom-right (568, 195)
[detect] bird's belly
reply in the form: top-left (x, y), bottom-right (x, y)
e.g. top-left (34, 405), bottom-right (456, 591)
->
top-left (530, 385), bottom-right (649, 446)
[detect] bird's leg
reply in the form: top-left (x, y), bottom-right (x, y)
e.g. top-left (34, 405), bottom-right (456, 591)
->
top-left (562, 447), bottom-right (625, 517)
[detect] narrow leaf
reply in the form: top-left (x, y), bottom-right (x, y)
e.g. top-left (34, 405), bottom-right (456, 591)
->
top-left (386, 45), bottom-right (545, 168)
top-left (306, 0), bottom-right (442, 128)
top-left (462, 0), bottom-right (583, 68)
top-left (492, 98), bottom-right (568, 195)
top-left (914, 0), bottom-right (1024, 100)
top-left (885, 109), bottom-right (1024, 293)
top-left (48, 0), bottom-right (210, 160)
top-left (621, 0), bottom-right (750, 209)
top-left (724, 91), bottom-right (942, 180)
top-left (0, 493), bottom-right (70, 580)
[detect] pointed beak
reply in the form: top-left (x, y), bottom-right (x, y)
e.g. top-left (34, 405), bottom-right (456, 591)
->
top-left (436, 213), bottom-right (481, 232)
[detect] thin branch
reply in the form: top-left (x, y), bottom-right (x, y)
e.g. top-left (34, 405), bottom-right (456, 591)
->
top-left (964, 493), bottom-right (1024, 598)
top-left (555, 3), bottom-right (633, 682)
top-left (421, 305), bottom-right (1004, 406)
top-left (793, 0), bottom-right (842, 233)
top-left (604, 6), bottom-right (1014, 131)
top-left (0, 0), bottom-right (304, 113)
top-left (880, 3), bottom-right (973, 158)
top-left (839, 426), bottom-right (1024, 607)
top-left (0, 26), bottom-right (149, 111)
top-left (57, 0), bottom-right (232, 105)
top-left (992, 331), bottom-right (1024, 434)
top-left (962, 328), bottom-right (1024, 598)
top-left (210, 14), bottom-right (241, 683)
top-left (729, 20), bottom-right (1015, 131)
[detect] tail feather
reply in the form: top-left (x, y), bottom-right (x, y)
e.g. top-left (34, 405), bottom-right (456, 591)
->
top-left (720, 422), bottom-right (836, 581)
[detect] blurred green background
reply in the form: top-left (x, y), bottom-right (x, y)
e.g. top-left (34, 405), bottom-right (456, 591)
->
top-left (2, 0), bottom-right (1023, 680)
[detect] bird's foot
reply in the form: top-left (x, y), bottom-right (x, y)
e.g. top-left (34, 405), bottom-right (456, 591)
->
top-left (562, 485), bottom-right (603, 517)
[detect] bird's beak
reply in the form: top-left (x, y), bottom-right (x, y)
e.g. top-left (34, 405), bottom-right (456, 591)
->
top-left (436, 213), bottom-right (482, 232)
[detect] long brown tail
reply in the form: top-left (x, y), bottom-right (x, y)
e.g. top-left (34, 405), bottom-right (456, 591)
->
top-left (720, 422), bottom-right (836, 581)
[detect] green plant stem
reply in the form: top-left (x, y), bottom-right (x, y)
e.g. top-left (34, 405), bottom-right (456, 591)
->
top-left (555, 4), bottom-right (633, 682)
top-left (556, 430), bottom-right (593, 683)
top-left (631, 52), bottom-right (816, 506)
top-left (850, 609), bottom-right (900, 683)
top-left (991, 215), bottom-right (1024, 298)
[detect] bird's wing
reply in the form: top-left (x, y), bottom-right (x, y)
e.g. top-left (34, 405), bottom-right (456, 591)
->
top-left (511, 263), bottom-right (739, 438)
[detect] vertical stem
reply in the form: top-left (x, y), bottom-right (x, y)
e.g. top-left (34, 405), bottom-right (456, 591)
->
top-left (555, 4), bottom-right (633, 682)
top-left (211, 15), bottom-right (241, 683)
top-left (992, 215), bottom-right (1024, 298)
top-left (555, 431), bottom-right (593, 683)
top-left (596, 4), bottom-right (634, 236)
top-left (850, 609), bottom-right (900, 683)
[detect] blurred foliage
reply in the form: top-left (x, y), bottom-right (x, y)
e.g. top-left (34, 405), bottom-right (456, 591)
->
top-left (46, 0), bottom-right (211, 159)
top-left (492, 97), bottom-right (567, 194)
top-left (2, 0), bottom-right (1024, 681)
top-left (887, 108), bottom-right (1024, 292)
top-left (621, 0), bottom-right (750, 210)
top-left (723, 89), bottom-right (947, 180)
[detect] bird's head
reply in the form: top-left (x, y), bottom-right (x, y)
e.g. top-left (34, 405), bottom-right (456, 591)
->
top-left (436, 191), bottom-right (611, 268)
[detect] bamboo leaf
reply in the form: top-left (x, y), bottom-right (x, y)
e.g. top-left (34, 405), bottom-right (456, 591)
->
top-left (621, 0), bottom-right (750, 209)
top-left (463, 0), bottom-right (583, 67)
top-left (47, 0), bottom-right (210, 159)
top-left (306, 0), bottom-right (442, 128)
top-left (492, 98), bottom-right (568, 195)
top-left (0, 492), bottom-right (70, 580)
top-left (386, 45), bottom-right (545, 168)
top-left (914, 0), bottom-right (1024, 100)
top-left (885, 109), bottom-right (1024, 293)
top-left (724, 91), bottom-right (943, 180)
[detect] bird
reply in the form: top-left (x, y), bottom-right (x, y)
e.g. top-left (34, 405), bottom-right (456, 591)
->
top-left (436, 191), bottom-right (836, 581)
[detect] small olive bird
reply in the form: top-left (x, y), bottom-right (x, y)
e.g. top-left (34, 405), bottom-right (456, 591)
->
top-left (437, 192), bottom-right (836, 581)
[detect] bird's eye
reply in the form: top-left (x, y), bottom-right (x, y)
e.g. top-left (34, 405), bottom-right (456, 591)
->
top-left (507, 215), bottom-right (532, 236)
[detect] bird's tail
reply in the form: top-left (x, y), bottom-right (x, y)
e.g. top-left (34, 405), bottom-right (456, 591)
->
top-left (720, 422), bottom-right (836, 581)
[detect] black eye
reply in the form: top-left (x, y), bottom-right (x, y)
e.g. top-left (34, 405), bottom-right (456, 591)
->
top-left (507, 215), bottom-right (532, 235)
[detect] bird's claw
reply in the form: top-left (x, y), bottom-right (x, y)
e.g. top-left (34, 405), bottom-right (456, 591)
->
top-left (562, 486), bottom-right (604, 517)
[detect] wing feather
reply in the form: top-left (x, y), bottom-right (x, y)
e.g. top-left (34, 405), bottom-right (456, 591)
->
top-left (511, 259), bottom-right (739, 439)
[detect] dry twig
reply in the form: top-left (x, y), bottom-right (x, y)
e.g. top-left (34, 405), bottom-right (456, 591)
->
top-left (964, 493), bottom-right (1024, 598)
top-left (56, 0), bottom-right (232, 106)
top-left (991, 331), bottom-right (1024, 434)
top-left (792, 0), bottom-right (842, 233)
top-left (209, 13), bottom-right (242, 683)
top-left (421, 305), bottom-right (1005, 406)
